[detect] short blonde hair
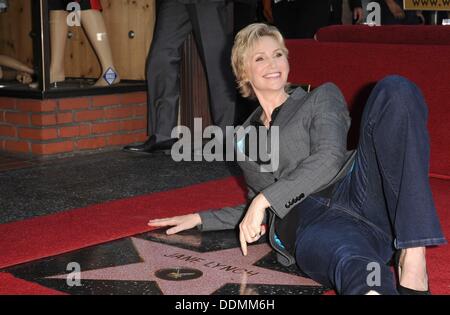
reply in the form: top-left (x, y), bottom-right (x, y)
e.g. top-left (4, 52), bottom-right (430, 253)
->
top-left (231, 23), bottom-right (289, 99)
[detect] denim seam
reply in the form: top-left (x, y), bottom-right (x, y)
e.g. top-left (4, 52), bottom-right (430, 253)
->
top-left (372, 114), bottom-right (404, 200)
top-left (396, 237), bottom-right (447, 248)
top-left (308, 195), bottom-right (331, 207)
top-left (331, 204), bottom-right (392, 242)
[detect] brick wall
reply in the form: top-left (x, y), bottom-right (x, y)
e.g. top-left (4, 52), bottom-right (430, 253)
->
top-left (0, 92), bottom-right (148, 157)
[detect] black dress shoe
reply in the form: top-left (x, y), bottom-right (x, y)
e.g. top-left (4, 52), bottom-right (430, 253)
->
top-left (122, 135), bottom-right (177, 154)
top-left (393, 250), bottom-right (431, 295)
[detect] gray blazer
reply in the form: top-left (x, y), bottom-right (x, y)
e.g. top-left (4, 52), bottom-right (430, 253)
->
top-left (199, 83), bottom-right (356, 233)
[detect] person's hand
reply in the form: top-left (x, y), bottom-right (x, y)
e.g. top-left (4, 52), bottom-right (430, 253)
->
top-left (416, 11), bottom-right (425, 24)
top-left (262, 0), bottom-right (274, 24)
top-left (239, 193), bottom-right (269, 256)
top-left (16, 72), bottom-right (33, 84)
top-left (148, 213), bottom-right (202, 235)
top-left (385, 0), bottom-right (405, 20)
top-left (353, 7), bottom-right (364, 24)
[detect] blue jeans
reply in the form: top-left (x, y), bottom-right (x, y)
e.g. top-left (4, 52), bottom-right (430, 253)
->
top-left (294, 75), bottom-right (447, 295)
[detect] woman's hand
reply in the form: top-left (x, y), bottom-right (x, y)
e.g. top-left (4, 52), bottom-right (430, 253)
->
top-left (239, 193), bottom-right (270, 256)
top-left (148, 213), bottom-right (202, 235)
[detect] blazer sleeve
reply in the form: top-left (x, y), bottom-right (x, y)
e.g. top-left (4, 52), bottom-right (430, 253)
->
top-left (198, 187), bottom-right (257, 231)
top-left (262, 83), bottom-right (351, 219)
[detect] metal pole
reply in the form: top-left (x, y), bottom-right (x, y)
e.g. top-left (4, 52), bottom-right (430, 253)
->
top-left (430, 11), bottom-right (438, 25)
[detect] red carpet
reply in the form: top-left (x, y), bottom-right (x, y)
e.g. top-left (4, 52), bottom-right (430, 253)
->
top-left (0, 176), bottom-right (448, 295)
top-left (0, 176), bottom-right (246, 270)
top-left (0, 273), bottom-right (66, 295)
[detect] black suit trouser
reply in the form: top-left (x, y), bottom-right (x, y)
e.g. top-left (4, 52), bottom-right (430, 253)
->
top-left (146, 0), bottom-right (236, 141)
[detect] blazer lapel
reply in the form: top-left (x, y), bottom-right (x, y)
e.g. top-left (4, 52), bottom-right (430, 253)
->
top-left (270, 87), bottom-right (307, 129)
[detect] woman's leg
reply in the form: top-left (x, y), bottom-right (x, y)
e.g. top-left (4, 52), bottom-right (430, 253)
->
top-left (341, 75), bottom-right (446, 290)
top-left (295, 209), bottom-right (398, 295)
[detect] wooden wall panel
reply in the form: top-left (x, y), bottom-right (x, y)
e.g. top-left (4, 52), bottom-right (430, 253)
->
top-left (180, 34), bottom-right (212, 129)
top-left (0, 0), bottom-right (33, 68)
top-left (64, 25), bottom-right (101, 78)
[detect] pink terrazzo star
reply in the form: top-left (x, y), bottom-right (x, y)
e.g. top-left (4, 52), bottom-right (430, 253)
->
top-left (49, 237), bottom-right (320, 295)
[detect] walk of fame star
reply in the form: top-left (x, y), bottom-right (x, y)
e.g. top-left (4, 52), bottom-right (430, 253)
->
top-left (4, 229), bottom-right (328, 295)
top-left (48, 237), bottom-right (320, 295)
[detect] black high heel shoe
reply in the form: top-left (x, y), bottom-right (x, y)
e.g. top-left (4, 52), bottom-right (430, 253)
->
top-left (394, 250), bottom-right (431, 295)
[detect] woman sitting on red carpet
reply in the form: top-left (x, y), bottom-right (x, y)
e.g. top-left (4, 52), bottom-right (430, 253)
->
top-left (149, 23), bottom-right (446, 295)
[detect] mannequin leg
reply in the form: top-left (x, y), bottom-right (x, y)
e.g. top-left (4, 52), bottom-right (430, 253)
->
top-left (0, 55), bottom-right (34, 74)
top-left (80, 9), bottom-right (120, 86)
top-left (0, 55), bottom-right (34, 84)
top-left (50, 10), bottom-right (69, 83)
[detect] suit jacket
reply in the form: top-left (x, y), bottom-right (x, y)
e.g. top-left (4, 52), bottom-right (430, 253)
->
top-left (199, 83), bottom-right (356, 264)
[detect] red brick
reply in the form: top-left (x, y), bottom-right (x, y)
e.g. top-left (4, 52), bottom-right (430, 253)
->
top-left (60, 126), bottom-right (80, 138)
top-left (77, 137), bottom-right (107, 150)
top-left (32, 141), bottom-right (74, 155)
top-left (59, 125), bottom-right (91, 138)
top-left (16, 99), bottom-right (57, 113)
top-left (0, 139), bottom-right (4, 150)
top-left (0, 97), bottom-right (16, 109)
top-left (41, 100), bottom-right (57, 112)
top-left (135, 132), bottom-right (148, 143)
top-left (0, 125), bottom-right (16, 137)
top-left (4, 112), bottom-right (30, 125)
top-left (108, 133), bottom-right (140, 146)
top-left (31, 114), bottom-right (57, 126)
top-left (5, 140), bottom-right (29, 153)
top-left (59, 97), bottom-right (90, 110)
top-left (75, 110), bottom-right (104, 122)
top-left (92, 121), bottom-right (122, 134)
top-left (57, 112), bottom-right (73, 124)
top-left (120, 92), bottom-right (147, 105)
top-left (133, 105), bottom-right (147, 117)
top-left (79, 124), bottom-right (91, 137)
top-left (18, 128), bottom-right (58, 141)
top-left (121, 119), bottom-right (147, 131)
top-left (0, 110), bottom-right (4, 122)
top-left (92, 95), bottom-right (121, 107)
top-left (104, 107), bottom-right (134, 120)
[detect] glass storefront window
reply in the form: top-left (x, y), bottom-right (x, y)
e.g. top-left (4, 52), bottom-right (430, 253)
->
top-left (0, 0), bottom-right (155, 98)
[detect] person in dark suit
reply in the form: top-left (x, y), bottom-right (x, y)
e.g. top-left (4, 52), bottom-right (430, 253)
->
top-left (262, 0), bottom-right (364, 39)
top-left (377, 0), bottom-right (424, 25)
top-left (123, 0), bottom-right (236, 153)
top-left (330, 0), bottom-right (364, 25)
top-left (149, 23), bottom-right (445, 294)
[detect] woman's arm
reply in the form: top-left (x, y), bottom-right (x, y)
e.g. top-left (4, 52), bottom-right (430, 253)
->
top-left (148, 188), bottom-right (258, 234)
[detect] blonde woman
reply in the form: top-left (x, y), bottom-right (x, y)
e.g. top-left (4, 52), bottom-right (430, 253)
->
top-left (149, 23), bottom-right (445, 295)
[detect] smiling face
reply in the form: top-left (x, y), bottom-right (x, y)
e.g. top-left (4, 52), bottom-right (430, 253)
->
top-left (245, 36), bottom-right (290, 97)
